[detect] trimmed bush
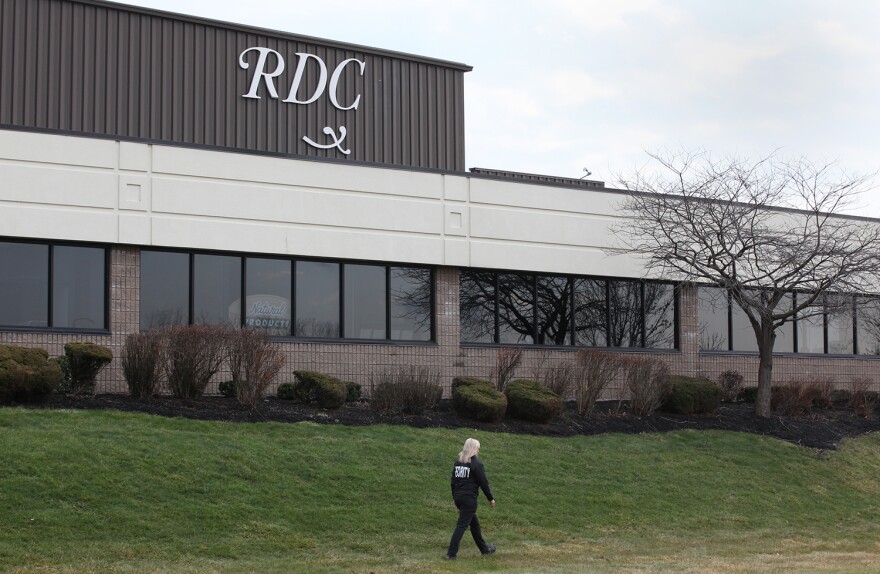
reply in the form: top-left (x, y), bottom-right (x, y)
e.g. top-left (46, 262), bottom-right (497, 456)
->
top-left (369, 367), bottom-right (441, 415)
top-left (452, 379), bottom-right (507, 423)
top-left (121, 331), bottom-right (162, 399)
top-left (64, 342), bottom-right (113, 397)
top-left (662, 376), bottom-right (722, 415)
top-left (276, 382), bottom-right (296, 400)
top-left (0, 345), bottom-right (63, 404)
top-left (452, 377), bottom-right (493, 390)
top-left (505, 379), bottom-right (563, 423)
top-left (292, 371), bottom-right (347, 410)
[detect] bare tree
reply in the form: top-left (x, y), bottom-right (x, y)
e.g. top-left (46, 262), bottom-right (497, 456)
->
top-left (616, 150), bottom-right (880, 417)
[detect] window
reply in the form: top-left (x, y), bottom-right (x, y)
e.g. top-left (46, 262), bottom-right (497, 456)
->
top-left (795, 294), bottom-right (824, 354)
top-left (608, 280), bottom-right (642, 348)
top-left (295, 261), bottom-right (340, 338)
top-left (0, 241), bottom-right (106, 331)
top-left (697, 286), bottom-right (728, 351)
top-left (140, 251), bottom-right (189, 329)
top-left (0, 242), bottom-right (48, 327)
top-left (460, 269), bottom-right (676, 349)
top-left (344, 264), bottom-right (386, 339)
top-left (193, 254), bottom-right (241, 327)
top-left (536, 276), bottom-right (572, 345)
top-left (460, 271), bottom-right (496, 343)
top-left (857, 297), bottom-right (880, 355)
top-left (246, 258), bottom-right (291, 336)
top-left (827, 295), bottom-right (854, 355)
top-left (574, 279), bottom-right (606, 347)
top-left (390, 267), bottom-right (432, 341)
top-left (139, 250), bottom-right (432, 342)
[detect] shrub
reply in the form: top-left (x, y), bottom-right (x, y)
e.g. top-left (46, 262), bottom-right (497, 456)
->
top-left (624, 357), bottom-right (670, 417)
top-left (573, 350), bottom-right (623, 416)
top-left (0, 345), bottom-right (63, 404)
top-left (662, 376), bottom-right (722, 415)
top-left (276, 382), bottom-right (296, 400)
top-left (505, 379), bottom-right (563, 423)
top-left (292, 371), bottom-right (347, 410)
top-left (227, 329), bottom-right (285, 409)
top-left (162, 325), bottom-right (230, 399)
top-left (452, 380), bottom-right (507, 423)
top-left (218, 380), bottom-right (236, 398)
top-left (739, 387), bottom-right (758, 403)
top-left (121, 331), bottom-right (162, 399)
top-left (771, 384), bottom-right (813, 417)
top-left (345, 381), bottom-right (362, 403)
top-left (64, 342), bottom-right (113, 397)
top-left (831, 388), bottom-right (852, 405)
top-left (369, 367), bottom-right (442, 415)
top-left (536, 363), bottom-right (575, 400)
top-left (492, 347), bottom-right (522, 392)
top-left (452, 377), bottom-right (493, 390)
top-left (801, 380), bottom-right (834, 409)
top-left (851, 379), bottom-right (878, 419)
top-left (717, 370), bottom-right (744, 403)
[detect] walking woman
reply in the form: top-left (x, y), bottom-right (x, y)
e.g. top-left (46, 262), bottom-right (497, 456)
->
top-left (445, 438), bottom-right (496, 560)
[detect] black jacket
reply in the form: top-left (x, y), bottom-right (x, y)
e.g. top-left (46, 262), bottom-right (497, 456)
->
top-left (451, 456), bottom-right (494, 501)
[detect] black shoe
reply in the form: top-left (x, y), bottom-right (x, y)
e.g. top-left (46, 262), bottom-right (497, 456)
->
top-left (444, 555), bottom-right (456, 560)
top-left (482, 544), bottom-right (497, 555)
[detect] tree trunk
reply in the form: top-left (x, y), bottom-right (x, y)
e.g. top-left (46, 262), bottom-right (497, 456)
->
top-left (755, 324), bottom-right (775, 418)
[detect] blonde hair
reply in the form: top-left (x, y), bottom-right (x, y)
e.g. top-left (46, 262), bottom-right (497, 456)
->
top-left (458, 438), bottom-right (480, 463)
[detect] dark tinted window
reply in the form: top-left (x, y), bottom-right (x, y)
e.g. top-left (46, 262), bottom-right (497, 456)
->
top-left (344, 264), bottom-right (386, 339)
top-left (460, 271), bottom-right (496, 343)
top-left (0, 242), bottom-right (48, 327)
top-left (574, 279), bottom-right (606, 347)
top-left (498, 273), bottom-right (534, 344)
top-left (246, 258), bottom-right (291, 336)
top-left (53, 246), bottom-right (105, 329)
top-left (536, 276), bottom-right (572, 345)
top-left (295, 261), bottom-right (340, 338)
top-left (608, 280), bottom-right (642, 348)
top-left (390, 267), bottom-right (432, 341)
top-left (193, 254), bottom-right (241, 326)
top-left (140, 251), bottom-right (189, 329)
top-left (644, 283), bottom-right (676, 349)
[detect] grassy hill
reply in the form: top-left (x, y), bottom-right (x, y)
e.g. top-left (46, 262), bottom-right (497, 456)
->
top-left (1, 408), bottom-right (879, 573)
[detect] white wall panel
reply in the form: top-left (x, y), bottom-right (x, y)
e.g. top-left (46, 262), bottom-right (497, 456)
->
top-left (469, 205), bottom-right (617, 248)
top-left (0, 164), bottom-right (117, 209)
top-left (151, 178), bottom-right (441, 234)
top-left (470, 177), bottom-right (625, 216)
top-left (0, 130), bottom-right (117, 169)
top-left (0, 204), bottom-right (117, 242)
top-left (469, 240), bottom-right (647, 278)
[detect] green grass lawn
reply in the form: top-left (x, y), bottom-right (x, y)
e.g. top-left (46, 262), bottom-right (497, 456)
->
top-left (1, 408), bottom-right (879, 573)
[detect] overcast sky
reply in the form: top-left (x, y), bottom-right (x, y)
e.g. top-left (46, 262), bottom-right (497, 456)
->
top-left (122, 0), bottom-right (880, 215)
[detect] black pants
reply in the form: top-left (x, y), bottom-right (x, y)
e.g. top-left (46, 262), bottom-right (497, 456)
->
top-left (447, 495), bottom-right (489, 557)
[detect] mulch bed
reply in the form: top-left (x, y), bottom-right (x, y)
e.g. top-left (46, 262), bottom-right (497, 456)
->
top-left (22, 394), bottom-right (880, 450)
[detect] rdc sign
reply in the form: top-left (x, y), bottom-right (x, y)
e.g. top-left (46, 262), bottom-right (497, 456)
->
top-left (238, 47), bottom-right (366, 155)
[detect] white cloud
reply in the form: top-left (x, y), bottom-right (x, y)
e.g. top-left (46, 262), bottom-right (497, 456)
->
top-left (547, 0), bottom-right (683, 30)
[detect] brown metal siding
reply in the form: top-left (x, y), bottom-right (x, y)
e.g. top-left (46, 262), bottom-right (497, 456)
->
top-left (0, 0), bottom-right (469, 172)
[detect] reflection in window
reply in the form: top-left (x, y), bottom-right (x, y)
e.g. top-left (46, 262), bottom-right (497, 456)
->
top-left (295, 261), bottom-right (339, 338)
top-left (644, 283), bottom-right (676, 349)
top-left (344, 264), bottom-right (386, 339)
top-left (390, 267), bottom-right (432, 341)
top-left (608, 281), bottom-right (642, 348)
top-left (0, 242), bottom-right (48, 327)
top-left (498, 273), bottom-right (534, 344)
top-left (826, 295), bottom-right (854, 355)
top-left (857, 297), bottom-right (880, 355)
top-left (537, 276), bottom-right (571, 345)
top-left (574, 279), bottom-right (606, 347)
top-left (730, 302), bottom-right (758, 352)
top-left (53, 246), bottom-right (105, 329)
top-left (141, 251), bottom-right (189, 329)
top-left (460, 271), bottom-right (496, 343)
top-left (773, 293), bottom-right (794, 353)
top-left (697, 286), bottom-right (728, 351)
top-left (246, 258), bottom-right (291, 336)
top-left (796, 295), bottom-right (824, 354)
top-left (193, 254), bottom-right (241, 327)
